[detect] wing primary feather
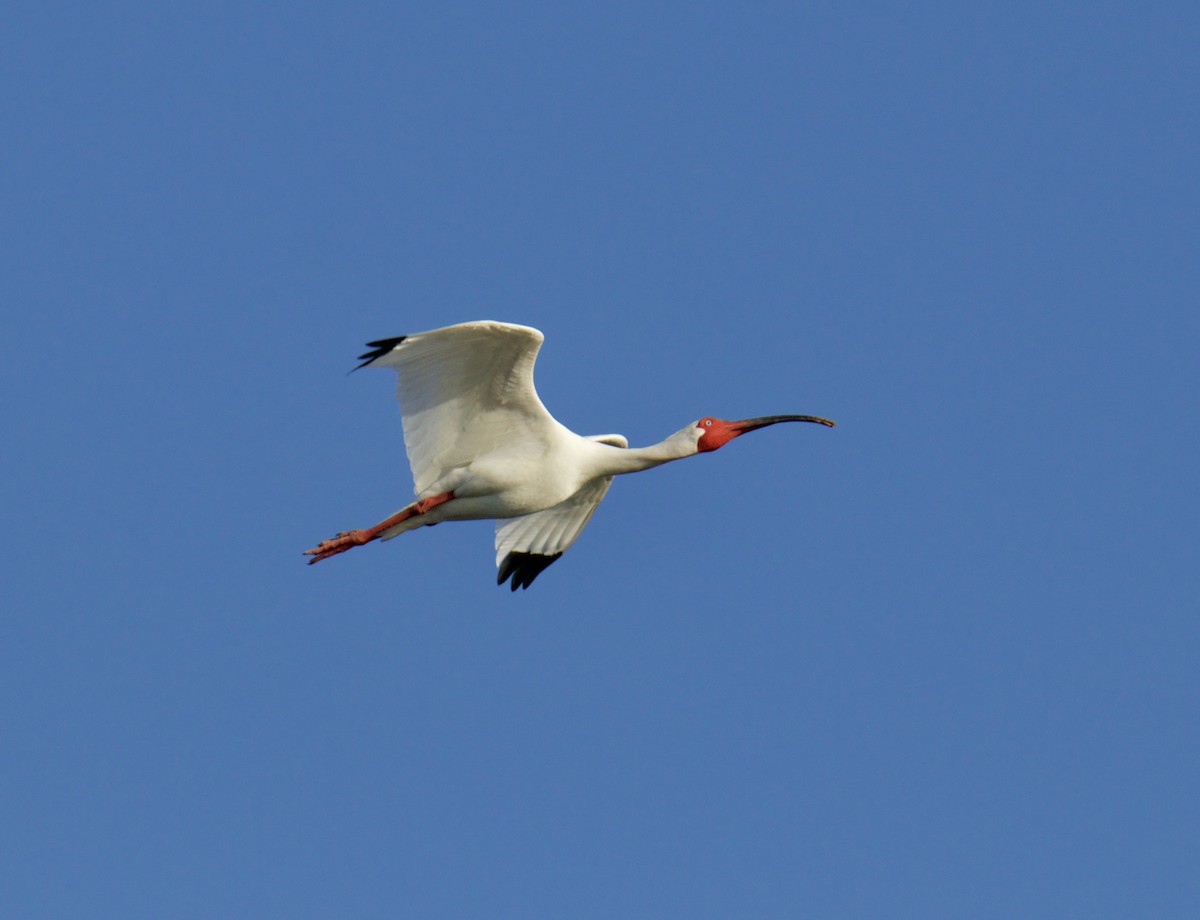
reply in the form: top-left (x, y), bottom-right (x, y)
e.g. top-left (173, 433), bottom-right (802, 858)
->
top-left (497, 552), bottom-right (563, 590)
top-left (354, 336), bottom-right (408, 371)
top-left (497, 554), bottom-right (517, 586)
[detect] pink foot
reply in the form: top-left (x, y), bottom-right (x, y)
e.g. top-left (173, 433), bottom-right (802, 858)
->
top-left (304, 491), bottom-right (455, 566)
top-left (304, 529), bottom-right (371, 564)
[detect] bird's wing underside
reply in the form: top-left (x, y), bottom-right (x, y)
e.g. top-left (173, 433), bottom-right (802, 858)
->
top-left (358, 321), bottom-right (558, 495)
top-left (494, 474), bottom-right (616, 590)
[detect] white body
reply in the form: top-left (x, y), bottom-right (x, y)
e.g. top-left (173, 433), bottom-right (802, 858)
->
top-left (367, 321), bottom-right (700, 559)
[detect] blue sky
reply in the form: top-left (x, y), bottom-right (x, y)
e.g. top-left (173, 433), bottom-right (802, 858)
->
top-left (3, 2), bottom-right (1198, 917)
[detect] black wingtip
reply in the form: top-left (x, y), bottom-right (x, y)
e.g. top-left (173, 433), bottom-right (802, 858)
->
top-left (352, 335), bottom-right (408, 371)
top-left (497, 552), bottom-right (564, 591)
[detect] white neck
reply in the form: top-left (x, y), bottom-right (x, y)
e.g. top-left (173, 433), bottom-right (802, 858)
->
top-left (584, 427), bottom-right (699, 478)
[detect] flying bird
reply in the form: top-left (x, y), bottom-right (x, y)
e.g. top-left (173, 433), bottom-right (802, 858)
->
top-left (305, 321), bottom-right (835, 589)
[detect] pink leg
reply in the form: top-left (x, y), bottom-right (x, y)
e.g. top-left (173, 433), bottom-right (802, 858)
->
top-left (304, 491), bottom-right (455, 564)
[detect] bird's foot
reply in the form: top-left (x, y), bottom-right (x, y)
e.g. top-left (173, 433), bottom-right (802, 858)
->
top-left (304, 529), bottom-right (371, 564)
top-left (304, 493), bottom-right (454, 566)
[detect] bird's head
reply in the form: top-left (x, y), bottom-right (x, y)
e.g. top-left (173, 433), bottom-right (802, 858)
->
top-left (692, 414), bottom-right (836, 453)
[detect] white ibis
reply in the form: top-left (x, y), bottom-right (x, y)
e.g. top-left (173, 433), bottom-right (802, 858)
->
top-left (305, 321), bottom-right (835, 589)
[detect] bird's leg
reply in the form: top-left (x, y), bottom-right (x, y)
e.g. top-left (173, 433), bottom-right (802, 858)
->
top-left (304, 491), bottom-right (455, 564)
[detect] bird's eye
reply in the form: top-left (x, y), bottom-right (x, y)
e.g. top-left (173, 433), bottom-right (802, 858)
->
top-left (703, 419), bottom-right (713, 426)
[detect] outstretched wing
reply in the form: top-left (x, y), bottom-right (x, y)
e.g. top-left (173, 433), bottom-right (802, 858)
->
top-left (357, 321), bottom-right (559, 495)
top-left (494, 476), bottom-right (616, 591)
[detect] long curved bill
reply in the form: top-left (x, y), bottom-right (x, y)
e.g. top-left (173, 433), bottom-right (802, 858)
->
top-left (731, 414), bottom-right (836, 432)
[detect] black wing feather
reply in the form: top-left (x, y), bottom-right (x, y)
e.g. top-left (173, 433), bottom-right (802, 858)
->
top-left (497, 552), bottom-right (563, 591)
top-left (354, 336), bottom-right (408, 371)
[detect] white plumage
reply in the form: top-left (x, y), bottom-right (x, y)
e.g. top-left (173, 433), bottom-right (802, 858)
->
top-left (376, 322), bottom-right (554, 497)
top-left (306, 321), bottom-right (835, 590)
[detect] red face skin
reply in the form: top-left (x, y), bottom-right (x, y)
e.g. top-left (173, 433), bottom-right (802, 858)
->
top-left (696, 417), bottom-right (742, 452)
top-left (696, 414), bottom-right (837, 453)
